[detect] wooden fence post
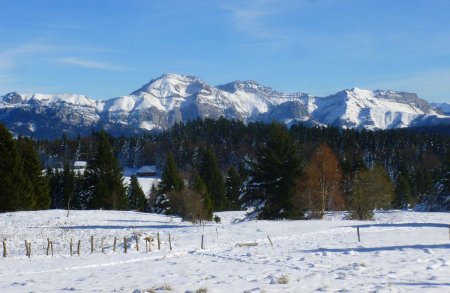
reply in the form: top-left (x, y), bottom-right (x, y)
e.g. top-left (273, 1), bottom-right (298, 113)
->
top-left (27, 242), bottom-right (31, 258)
top-left (46, 238), bottom-right (50, 256)
top-left (90, 236), bottom-right (94, 253)
top-left (169, 234), bottom-right (172, 251)
top-left (157, 233), bottom-right (160, 250)
top-left (77, 240), bottom-right (81, 256)
top-left (357, 227), bottom-right (361, 242)
top-left (50, 241), bottom-right (54, 257)
top-left (2, 240), bottom-right (6, 257)
top-left (135, 235), bottom-right (139, 252)
top-left (201, 235), bottom-right (204, 249)
top-left (144, 236), bottom-right (151, 252)
top-left (25, 240), bottom-right (29, 257)
top-left (113, 237), bottom-right (117, 252)
top-left (124, 237), bottom-right (127, 253)
top-left (267, 235), bottom-right (274, 246)
top-left (70, 239), bottom-right (73, 256)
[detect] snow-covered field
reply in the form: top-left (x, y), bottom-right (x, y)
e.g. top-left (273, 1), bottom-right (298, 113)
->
top-left (0, 210), bottom-right (449, 293)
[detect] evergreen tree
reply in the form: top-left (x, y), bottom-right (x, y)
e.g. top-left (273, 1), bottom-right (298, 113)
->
top-left (0, 124), bottom-right (33, 212)
top-left (73, 172), bottom-right (85, 209)
top-left (83, 131), bottom-right (128, 210)
top-left (192, 173), bottom-right (213, 220)
top-left (349, 165), bottom-right (394, 220)
top-left (395, 174), bottom-right (413, 209)
top-left (153, 153), bottom-right (184, 213)
top-left (199, 148), bottom-right (226, 211)
top-left (48, 167), bottom-right (64, 209)
top-left (17, 137), bottom-right (51, 210)
top-left (62, 163), bottom-right (76, 216)
top-left (246, 122), bottom-right (303, 219)
top-left (128, 175), bottom-right (147, 212)
top-left (158, 153), bottom-right (184, 194)
top-left (225, 166), bottom-right (242, 210)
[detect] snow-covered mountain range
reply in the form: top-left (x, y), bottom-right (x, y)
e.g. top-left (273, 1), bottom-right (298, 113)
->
top-left (1, 73), bottom-right (449, 139)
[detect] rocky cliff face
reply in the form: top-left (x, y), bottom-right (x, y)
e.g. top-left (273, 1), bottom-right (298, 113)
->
top-left (1, 73), bottom-right (449, 139)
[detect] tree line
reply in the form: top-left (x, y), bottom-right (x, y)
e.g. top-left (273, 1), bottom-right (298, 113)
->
top-left (1, 119), bottom-right (450, 220)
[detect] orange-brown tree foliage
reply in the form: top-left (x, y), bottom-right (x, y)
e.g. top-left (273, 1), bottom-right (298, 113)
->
top-left (297, 143), bottom-right (345, 218)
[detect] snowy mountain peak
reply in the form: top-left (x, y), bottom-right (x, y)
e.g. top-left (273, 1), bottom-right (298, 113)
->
top-left (0, 73), bottom-right (449, 139)
top-left (1, 92), bottom-right (24, 104)
top-left (431, 102), bottom-right (450, 115)
top-left (130, 73), bottom-right (206, 98)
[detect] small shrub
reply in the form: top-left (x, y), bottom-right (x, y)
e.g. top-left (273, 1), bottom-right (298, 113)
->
top-left (163, 283), bottom-right (173, 291)
top-left (278, 275), bottom-right (289, 284)
top-left (195, 288), bottom-right (208, 293)
top-left (213, 215), bottom-right (221, 223)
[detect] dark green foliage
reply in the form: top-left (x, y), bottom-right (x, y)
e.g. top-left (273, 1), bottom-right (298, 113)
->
top-left (83, 131), bottom-right (128, 210)
top-left (0, 124), bottom-right (33, 212)
top-left (246, 122), bottom-right (303, 219)
top-left (128, 175), bottom-right (147, 212)
top-left (198, 148), bottom-right (226, 211)
top-left (225, 166), bottom-right (242, 210)
top-left (192, 174), bottom-right (213, 220)
top-left (12, 118), bottom-right (450, 213)
top-left (48, 167), bottom-right (63, 209)
top-left (62, 163), bottom-right (76, 211)
top-left (394, 174), bottom-right (413, 209)
top-left (158, 153), bottom-right (184, 194)
top-left (17, 137), bottom-right (51, 210)
top-left (152, 153), bottom-right (184, 213)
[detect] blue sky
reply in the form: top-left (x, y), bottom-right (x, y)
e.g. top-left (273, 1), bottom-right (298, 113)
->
top-left (0, 0), bottom-right (449, 102)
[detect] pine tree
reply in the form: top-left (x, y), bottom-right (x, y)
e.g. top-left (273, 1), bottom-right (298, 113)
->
top-left (128, 175), bottom-right (147, 212)
top-left (225, 166), bottom-right (242, 210)
top-left (158, 153), bottom-right (184, 194)
top-left (395, 174), bottom-right (413, 209)
top-left (192, 174), bottom-right (213, 220)
top-left (349, 165), bottom-right (394, 220)
top-left (48, 167), bottom-right (63, 209)
top-left (0, 124), bottom-right (33, 212)
top-left (198, 148), bottom-right (226, 211)
top-left (153, 153), bottom-right (184, 213)
top-left (83, 131), bottom-right (127, 210)
top-left (17, 137), bottom-right (51, 210)
top-left (62, 163), bottom-right (75, 216)
top-left (246, 122), bottom-right (303, 219)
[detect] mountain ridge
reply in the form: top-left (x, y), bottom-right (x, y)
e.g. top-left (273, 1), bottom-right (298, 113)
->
top-left (1, 73), bottom-right (449, 139)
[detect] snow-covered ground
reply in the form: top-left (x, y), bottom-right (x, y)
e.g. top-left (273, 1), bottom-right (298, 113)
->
top-left (0, 210), bottom-right (449, 292)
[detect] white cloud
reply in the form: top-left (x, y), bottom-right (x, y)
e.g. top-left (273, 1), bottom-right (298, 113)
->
top-left (56, 57), bottom-right (123, 71)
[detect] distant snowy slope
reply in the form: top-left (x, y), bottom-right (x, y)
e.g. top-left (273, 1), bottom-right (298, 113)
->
top-left (1, 73), bottom-right (449, 138)
top-left (432, 102), bottom-right (450, 115)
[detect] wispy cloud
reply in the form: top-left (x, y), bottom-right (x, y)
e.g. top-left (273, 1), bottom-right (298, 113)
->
top-left (221, 0), bottom-right (292, 38)
top-left (0, 40), bottom-right (54, 70)
top-left (56, 57), bottom-right (123, 71)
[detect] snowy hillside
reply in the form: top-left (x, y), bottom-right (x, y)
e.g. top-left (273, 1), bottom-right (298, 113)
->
top-left (432, 102), bottom-right (450, 115)
top-left (0, 210), bottom-right (449, 292)
top-left (1, 73), bottom-right (449, 138)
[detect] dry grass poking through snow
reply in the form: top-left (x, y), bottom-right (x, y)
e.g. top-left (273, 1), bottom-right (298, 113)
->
top-left (277, 275), bottom-right (289, 284)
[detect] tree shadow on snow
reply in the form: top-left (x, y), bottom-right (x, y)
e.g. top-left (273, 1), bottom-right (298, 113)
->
top-left (300, 243), bottom-right (450, 254)
top-left (56, 224), bottom-right (191, 230)
top-left (393, 282), bottom-right (450, 287)
top-left (348, 223), bottom-right (449, 229)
